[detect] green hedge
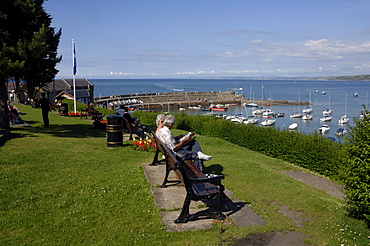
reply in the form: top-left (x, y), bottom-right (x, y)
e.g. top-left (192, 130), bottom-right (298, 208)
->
top-left (133, 111), bottom-right (348, 180)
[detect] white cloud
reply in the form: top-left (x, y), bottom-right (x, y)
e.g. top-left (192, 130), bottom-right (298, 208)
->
top-left (247, 39), bottom-right (264, 44)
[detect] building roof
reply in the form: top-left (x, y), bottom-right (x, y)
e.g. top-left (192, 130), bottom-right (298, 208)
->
top-left (55, 90), bottom-right (90, 100)
top-left (46, 78), bottom-right (93, 91)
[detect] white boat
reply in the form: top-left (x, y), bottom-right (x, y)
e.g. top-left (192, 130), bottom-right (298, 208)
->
top-left (353, 92), bottom-right (359, 97)
top-left (290, 112), bottom-right (303, 118)
top-left (252, 108), bottom-right (266, 115)
top-left (230, 115), bottom-right (248, 123)
top-left (323, 90), bottom-right (333, 115)
top-left (253, 84), bottom-right (266, 115)
top-left (288, 122), bottom-right (298, 130)
top-left (322, 108), bottom-right (333, 115)
top-left (302, 114), bottom-right (313, 120)
top-left (335, 128), bottom-right (347, 136)
top-left (242, 102), bottom-right (259, 124)
top-left (263, 109), bottom-right (274, 117)
top-left (290, 90), bottom-right (303, 118)
top-left (243, 116), bottom-right (259, 124)
top-left (318, 124), bottom-right (330, 134)
top-left (338, 93), bottom-right (349, 124)
top-left (244, 102), bottom-right (258, 107)
top-left (302, 91), bottom-right (313, 113)
top-left (338, 115), bottom-right (349, 124)
top-left (261, 117), bottom-right (276, 126)
top-left (320, 115), bottom-right (332, 122)
top-left (302, 106), bottom-right (313, 113)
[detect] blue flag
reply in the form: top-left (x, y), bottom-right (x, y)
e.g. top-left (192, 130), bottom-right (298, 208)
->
top-left (72, 40), bottom-right (77, 75)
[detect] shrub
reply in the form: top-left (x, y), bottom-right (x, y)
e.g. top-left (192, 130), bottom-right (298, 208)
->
top-left (130, 111), bottom-right (347, 179)
top-left (341, 107), bottom-right (370, 226)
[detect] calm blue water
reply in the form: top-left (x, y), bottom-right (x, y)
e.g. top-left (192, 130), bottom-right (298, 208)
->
top-left (91, 79), bottom-right (370, 140)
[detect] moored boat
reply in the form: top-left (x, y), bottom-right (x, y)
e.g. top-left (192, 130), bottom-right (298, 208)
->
top-left (302, 114), bottom-right (313, 120)
top-left (261, 117), bottom-right (276, 126)
top-left (320, 115), bottom-right (332, 122)
top-left (335, 128), bottom-right (347, 136)
top-left (318, 124), bottom-right (330, 134)
top-left (290, 112), bottom-right (303, 118)
top-left (289, 122), bottom-right (298, 130)
top-left (244, 102), bottom-right (258, 107)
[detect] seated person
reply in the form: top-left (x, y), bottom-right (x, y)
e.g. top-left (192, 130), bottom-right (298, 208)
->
top-left (157, 114), bottom-right (211, 171)
top-left (156, 113), bottom-right (203, 153)
top-left (86, 103), bottom-right (101, 113)
top-left (121, 107), bottom-right (141, 128)
top-left (8, 101), bottom-right (23, 124)
top-left (115, 105), bottom-right (126, 116)
top-left (155, 114), bottom-right (166, 134)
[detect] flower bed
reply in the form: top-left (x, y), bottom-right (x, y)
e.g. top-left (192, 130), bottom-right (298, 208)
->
top-left (133, 138), bottom-right (156, 152)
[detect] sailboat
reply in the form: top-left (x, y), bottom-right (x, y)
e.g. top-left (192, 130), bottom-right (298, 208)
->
top-left (302, 113), bottom-right (313, 120)
top-left (261, 116), bottom-right (276, 126)
top-left (243, 102), bottom-right (259, 124)
top-left (263, 92), bottom-right (274, 117)
top-left (252, 84), bottom-right (266, 115)
top-left (302, 90), bottom-right (313, 113)
top-left (244, 87), bottom-right (258, 107)
top-left (290, 90), bottom-right (303, 118)
top-left (320, 115), bottom-right (332, 122)
top-left (323, 90), bottom-right (333, 115)
top-left (338, 93), bottom-right (349, 124)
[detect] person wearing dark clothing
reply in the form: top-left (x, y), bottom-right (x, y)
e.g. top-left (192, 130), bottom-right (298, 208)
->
top-left (122, 107), bottom-right (140, 126)
top-left (39, 93), bottom-right (51, 127)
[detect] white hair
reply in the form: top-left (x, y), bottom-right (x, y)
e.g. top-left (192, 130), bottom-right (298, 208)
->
top-left (156, 114), bottom-right (166, 126)
top-left (163, 115), bottom-right (176, 127)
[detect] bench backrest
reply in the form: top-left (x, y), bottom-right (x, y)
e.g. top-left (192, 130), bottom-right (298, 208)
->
top-left (150, 130), bottom-right (221, 197)
top-left (150, 130), bottom-right (184, 183)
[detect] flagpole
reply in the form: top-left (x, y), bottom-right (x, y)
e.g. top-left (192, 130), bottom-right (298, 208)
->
top-left (72, 39), bottom-right (77, 113)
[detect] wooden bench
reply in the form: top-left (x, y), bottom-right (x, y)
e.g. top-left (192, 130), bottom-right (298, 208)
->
top-left (150, 130), bottom-right (226, 223)
top-left (79, 108), bottom-right (104, 121)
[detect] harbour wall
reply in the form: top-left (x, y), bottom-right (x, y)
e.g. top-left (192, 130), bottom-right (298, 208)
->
top-left (94, 91), bottom-right (308, 110)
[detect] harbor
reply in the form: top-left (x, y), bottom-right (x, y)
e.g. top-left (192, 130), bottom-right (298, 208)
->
top-left (91, 79), bottom-right (369, 140)
top-left (94, 90), bottom-right (308, 111)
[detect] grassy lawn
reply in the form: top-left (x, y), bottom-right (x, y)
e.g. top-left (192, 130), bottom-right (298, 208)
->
top-left (1, 104), bottom-right (369, 245)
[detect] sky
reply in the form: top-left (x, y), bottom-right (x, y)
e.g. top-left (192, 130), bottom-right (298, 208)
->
top-left (44, 0), bottom-right (370, 79)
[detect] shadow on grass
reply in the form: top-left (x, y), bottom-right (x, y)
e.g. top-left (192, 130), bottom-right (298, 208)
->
top-left (11, 123), bottom-right (106, 139)
top-left (204, 164), bottom-right (224, 175)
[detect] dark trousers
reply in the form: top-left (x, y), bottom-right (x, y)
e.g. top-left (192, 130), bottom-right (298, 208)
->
top-left (175, 140), bottom-right (204, 171)
top-left (42, 110), bottom-right (49, 127)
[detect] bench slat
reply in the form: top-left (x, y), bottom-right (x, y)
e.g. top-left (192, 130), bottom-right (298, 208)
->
top-left (150, 130), bottom-right (226, 223)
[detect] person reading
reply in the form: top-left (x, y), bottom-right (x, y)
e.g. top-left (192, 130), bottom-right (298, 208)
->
top-left (157, 114), bottom-right (211, 171)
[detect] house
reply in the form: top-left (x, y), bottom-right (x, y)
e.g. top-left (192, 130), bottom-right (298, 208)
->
top-left (7, 78), bottom-right (94, 105)
top-left (48, 78), bottom-right (94, 104)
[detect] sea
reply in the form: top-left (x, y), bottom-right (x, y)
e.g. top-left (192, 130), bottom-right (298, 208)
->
top-left (91, 79), bottom-right (370, 141)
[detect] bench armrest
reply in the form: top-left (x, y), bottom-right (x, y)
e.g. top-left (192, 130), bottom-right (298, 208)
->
top-left (188, 175), bottom-right (224, 183)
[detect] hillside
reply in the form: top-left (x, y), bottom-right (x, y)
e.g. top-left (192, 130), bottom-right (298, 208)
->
top-left (321, 74), bottom-right (370, 81)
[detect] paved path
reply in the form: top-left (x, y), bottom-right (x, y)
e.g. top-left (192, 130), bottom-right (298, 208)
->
top-left (142, 161), bottom-right (344, 245)
top-left (142, 162), bottom-right (267, 232)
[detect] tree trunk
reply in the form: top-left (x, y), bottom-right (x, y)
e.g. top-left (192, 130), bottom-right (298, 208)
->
top-left (0, 80), bottom-right (10, 129)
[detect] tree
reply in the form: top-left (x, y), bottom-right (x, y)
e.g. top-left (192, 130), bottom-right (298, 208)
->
top-left (341, 106), bottom-right (370, 226)
top-left (0, 0), bottom-right (61, 129)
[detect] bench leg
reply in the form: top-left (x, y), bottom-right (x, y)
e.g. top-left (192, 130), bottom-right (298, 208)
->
top-left (160, 162), bottom-right (172, 188)
top-left (129, 129), bottom-right (133, 140)
top-left (150, 149), bottom-right (161, 166)
top-left (174, 195), bottom-right (191, 223)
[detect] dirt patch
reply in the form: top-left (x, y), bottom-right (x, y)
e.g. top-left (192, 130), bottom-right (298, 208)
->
top-left (278, 205), bottom-right (313, 228)
top-left (232, 231), bottom-right (308, 246)
top-left (283, 170), bottom-right (344, 200)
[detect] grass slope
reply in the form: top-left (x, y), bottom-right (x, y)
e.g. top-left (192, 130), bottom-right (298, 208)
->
top-left (0, 104), bottom-right (369, 245)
